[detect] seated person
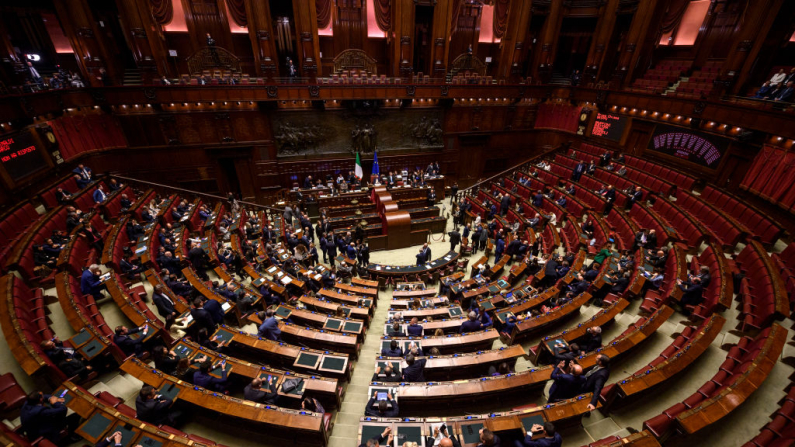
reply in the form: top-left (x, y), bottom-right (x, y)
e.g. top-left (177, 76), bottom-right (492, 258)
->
top-left (41, 339), bottom-right (93, 380)
top-left (552, 342), bottom-right (580, 364)
top-left (244, 377), bottom-right (279, 404)
top-left (195, 327), bottom-right (228, 352)
top-left (488, 362), bottom-right (511, 376)
top-left (80, 264), bottom-right (107, 300)
top-left (192, 359), bottom-right (229, 393)
top-left (677, 276), bottom-right (704, 309)
top-left (153, 345), bottom-right (205, 378)
top-left (387, 322), bottom-right (404, 337)
top-left (381, 340), bottom-right (403, 357)
top-left (302, 397), bottom-right (325, 414)
top-left (135, 385), bottom-right (180, 426)
top-left (372, 365), bottom-right (401, 383)
top-left (478, 428), bottom-right (501, 447)
top-left (514, 422), bottom-right (562, 447)
top-left (575, 326), bottom-right (602, 354)
top-left (459, 311), bottom-right (483, 334)
top-left (21, 391), bottom-right (74, 444)
top-left (364, 391), bottom-right (399, 417)
top-left (406, 317), bottom-right (423, 336)
top-left (113, 325), bottom-right (149, 357)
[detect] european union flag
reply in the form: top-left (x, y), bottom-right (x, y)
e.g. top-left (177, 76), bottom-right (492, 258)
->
top-left (372, 150), bottom-right (380, 177)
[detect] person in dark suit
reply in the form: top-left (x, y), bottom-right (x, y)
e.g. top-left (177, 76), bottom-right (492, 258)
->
top-left (202, 297), bottom-right (225, 326)
top-left (677, 277), bottom-right (704, 308)
top-left (387, 322), bottom-right (404, 337)
top-left (257, 309), bottom-right (282, 341)
top-left (193, 359), bottom-right (229, 393)
top-left (548, 361), bottom-right (584, 403)
top-left (372, 365), bottom-right (401, 383)
top-left (581, 354), bottom-right (610, 411)
top-left (406, 317), bottom-right (423, 336)
top-left (244, 377), bottom-right (279, 404)
top-left (152, 285), bottom-right (177, 329)
top-left (80, 265), bottom-right (106, 300)
top-left (190, 298), bottom-right (217, 335)
top-left (359, 427), bottom-right (394, 447)
top-left (381, 339), bottom-right (403, 357)
top-left (20, 391), bottom-right (70, 444)
top-left (72, 164), bottom-right (93, 186)
top-left (500, 194), bottom-right (511, 216)
top-left (96, 431), bottom-right (124, 447)
top-left (422, 243), bottom-right (432, 261)
top-left (188, 242), bottom-right (209, 281)
top-left (448, 227), bottom-right (461, 252)
top-left (135, 385), bottom-right (179, 426)
top-left (92, 185), bottom-right (107, 204)
top-left (55, 187), bottom-right (72, 204)
top-left (552, 342), bottom-right (580, 364)
top-left (533, 191), bottom-right (544, 207)
top-left (478, 428), bottom-right (501, 447)
top-left (627, 186), bottom-right (643, 209)
top-left (576, 326), bottom-right (602, 354)
top-left (692, 265), bottom-right (711, 289)
top-left (402, 353), bottom-right (427, 382)
top-left (572, 162), bottom-right (587, 182)
top-left (460, 311), bottom-right (483, 334)
top-left (494, 237), bottom-right (505, 261)
top-left (774, 81), bottom-right (794, 102)
top-left (114, 325), bottom-right (148, 357)
top-left (416, 247), bottom-right (427, 266)
top-left (541, 256), bottom-right (559, 288)
top-left (514, 422), bottom-right (562, 447)
top-left (364, 391), bottom-right (400, 417)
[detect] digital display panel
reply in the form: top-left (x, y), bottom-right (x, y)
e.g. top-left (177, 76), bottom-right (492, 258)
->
top-left (0, 130), bottom-right (47, 181)
top-left (591, 113), bottom-right (628, 141)
top-left (648, 124), bottom-right (729, 169)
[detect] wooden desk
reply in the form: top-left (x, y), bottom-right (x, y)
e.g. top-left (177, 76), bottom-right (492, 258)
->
top-left (352, 277), bottom-right (379, 288)
top-left (389, 305), bottom-right (464, 320)
top-left (367, 251), bottom-right (460, 277)
top-left (382, 328), bottom-right (499, 354)
top-left (391, 295), bottom-right (449, 309)
top-left (215, 325), bottom-right (352, 381)
top-left (378, 344), bottom-right (526, 380)
top-left (508, 292), bottom-right (591, 344)
top-left (317, 289), bottom-right (375, 312)
top-left (531, 298), bottom-right (630, 365)
top-left (335, 282), bottom-right (378, 298)
top-left (392, 289), bottom-right (439, 299)
top-left (120, 358), bottom-right (330, 445)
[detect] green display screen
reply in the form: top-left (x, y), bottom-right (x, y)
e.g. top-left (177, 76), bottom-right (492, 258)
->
top-left (321, 356), bottom-right (346, 372)
top-left (343, 321), bottom-right (362, 332)
top-left (460, 422), bottom-right (484, 444)
top-left (79, 412), bottom-right (113, 439)
top-left (296, 352), bottom-right (320, 367)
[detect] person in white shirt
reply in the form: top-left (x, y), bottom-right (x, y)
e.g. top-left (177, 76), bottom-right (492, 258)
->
top-left (770, 69), bottom-right (787, 87)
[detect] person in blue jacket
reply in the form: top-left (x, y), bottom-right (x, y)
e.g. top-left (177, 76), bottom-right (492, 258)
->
top-left (80, 264), bottom-right (106, 299)
top-left (193, 359), bottom-right (229, 393)
top-left (514, 422), bottom-right (562, 447)
top-left (257, 309), bottom-right (282, 341)
top-left (21, 391), bottom-right (72, 444)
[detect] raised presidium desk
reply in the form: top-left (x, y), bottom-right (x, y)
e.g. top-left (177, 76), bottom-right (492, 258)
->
top-left (366, 251), bottom-right (460, 277)
top-left (119, 358), bottom-right (332, 445)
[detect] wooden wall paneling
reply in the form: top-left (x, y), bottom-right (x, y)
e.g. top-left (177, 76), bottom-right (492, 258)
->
top-left (115, 0), bottom-right (165, 82)
top-left (333, 0), bottom-right (366, 54)
top-left (583, 0), bottom-right (618, 86)
top-left (430, 0), bottom-right (453, 78)
top-left (531, 0), bottom-right (563, 84)
top-left (292, 0), bottom-right (321, 79)
top-left (612, 0), bottom-right (659, 87)
top-left (183, 0), bottom-right (234, 53)
top-left (447, 1), bottom-right (481, 71)
top-left (392, 0), bottom-right (416, 79)
top-left (53, 0), bottom-right (119, 86)
top-left (495, 0), bottom-right (532, 82)
top-left (244, 0), bottom-right (279, 78)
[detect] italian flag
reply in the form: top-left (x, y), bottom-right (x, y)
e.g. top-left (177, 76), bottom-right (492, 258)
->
top-left (354, 152), bottom-right (363, 180)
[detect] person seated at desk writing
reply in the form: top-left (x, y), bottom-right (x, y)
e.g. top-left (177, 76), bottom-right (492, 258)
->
top-left (402, 353), bottom-right (427, 382)
top-left (405, 341), bottom-right (423, 358)
top-left (136, 385), bottom-right (181, 426)
top-left (381, 339), bottom-right (403, 357)
top-left (365, 391), bottom-right (399, 417)
top-left (193, 359), bottom-right (229, 393)
top-left (81, 264), bottom-right (107, 300)
top-left (406, 317), bottom-right (423, 336)
top-left (153, 345), bottom-right (206, 378)
top-left (244, 377), bottom-right (279, 404)
top-left (514, 422), bottom-right (562, 447)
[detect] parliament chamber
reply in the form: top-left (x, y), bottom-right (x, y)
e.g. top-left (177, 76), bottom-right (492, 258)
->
top-left (1, 0), bottom-right (795, 446)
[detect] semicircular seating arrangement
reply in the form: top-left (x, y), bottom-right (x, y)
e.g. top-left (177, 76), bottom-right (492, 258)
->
top-left (0, 142), bottom-right (792, 447)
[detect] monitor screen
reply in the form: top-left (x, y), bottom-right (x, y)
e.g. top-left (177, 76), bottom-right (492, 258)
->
top-left (647, 124), bottom-right (729, 169)
top-left (0, 130), bottom-right (47, 181)
top-left (591, 113), bottom-right (628, 141)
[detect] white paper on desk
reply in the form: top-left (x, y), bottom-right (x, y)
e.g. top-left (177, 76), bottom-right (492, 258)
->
top-left (376, 266), bottom-right (382, 271)
top-left (221, 302), bottom-right (231, 311)
top-left (184, 315), bottom-right (194, 324)
top-left (386, 266), bottom-right (391, 270)
top-left (280, 277), bottom-right (291, 285)
top-left (444, 256), bottom-right (451, 260)
top-left (135, 247), bottom-right (147, 254)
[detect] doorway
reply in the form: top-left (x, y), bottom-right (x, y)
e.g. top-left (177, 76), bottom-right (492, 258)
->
top-left (217, 157), bottom-right (241, 198)
top-left (553, 17), bottom-right (597, 82)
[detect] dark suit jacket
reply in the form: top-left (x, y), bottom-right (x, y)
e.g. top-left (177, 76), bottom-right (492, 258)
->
top-left (406, 324), bottom-right (423, 336)
top-left (203, 299), bottom-right (225, 325)
top-left (20, 398), bottom-right (67, 442)
top-left (402, 358), bottom-right (427, 382)
top-left (244, 382), bottom-right (278, 404)
top-left (114, 327), bottom-right (144, 356)
top-left (152, 292), bottom-right (176, 318)
top-left (581, 367), bottom-right (609, 406)
top-left (364, 397), bottom-right (399, 417)
top-left (190, 307), bottom-right (217, 333)
top-left (549, 366), bottom-right (585, 402)
top-left (135, 395), bottom-right (174, 425)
